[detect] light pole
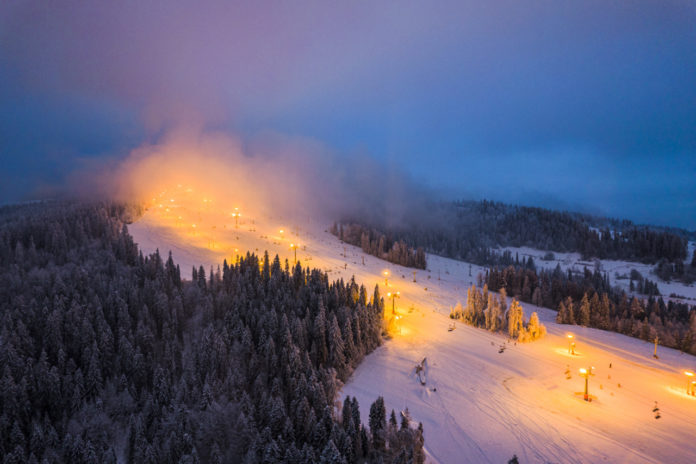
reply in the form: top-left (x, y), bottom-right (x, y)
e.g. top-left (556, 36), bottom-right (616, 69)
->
top-left (231, 208), bottom-right (240, 229)
top-left (290, 243), bottom-right (297, 264)
top-left (387, 291), bottom-right (400, 315)
top-left (383, 270), bottom-right (390, 287)
top-left (685, 371), bottom-right (694, 395)
top-left (579, 367), bottom-right (595, 401)
top-left (567, 334), bottom-right (575, 355)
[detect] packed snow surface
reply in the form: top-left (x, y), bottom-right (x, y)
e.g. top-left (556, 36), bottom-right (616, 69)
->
top-left (130, 200), bottom-right (696, 463)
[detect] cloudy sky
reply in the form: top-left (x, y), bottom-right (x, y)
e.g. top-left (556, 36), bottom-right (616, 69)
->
top-left (1, 1), bottom-right (695, 228)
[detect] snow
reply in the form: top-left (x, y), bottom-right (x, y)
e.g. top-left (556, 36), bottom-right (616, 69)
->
top-left (129, 200), bottom-right (696, 464)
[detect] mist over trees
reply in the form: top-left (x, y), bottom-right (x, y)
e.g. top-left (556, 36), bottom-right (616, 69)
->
top-left (336, 200), bottom-right (689, 265)
top-left (0, 202), bottom-right (424, 463)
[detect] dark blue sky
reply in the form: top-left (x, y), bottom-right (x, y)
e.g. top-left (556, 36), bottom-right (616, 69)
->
top-left (1, 1), bottom-right (695, 229)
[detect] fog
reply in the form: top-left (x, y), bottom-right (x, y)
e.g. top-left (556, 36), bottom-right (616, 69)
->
top-left (76, 128), bottom-right (430, 226)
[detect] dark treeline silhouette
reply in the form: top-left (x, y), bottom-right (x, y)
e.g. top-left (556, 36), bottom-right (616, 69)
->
top-left (330, 222), bottom-right (426, 270)
top-left (0, 202), bottom-right (424, 463)
top-left (336, 200), bottom-right (689, 265)
top-left (625, 269), bottom-right (661, 297)
top-left (485, 265), bottom-right (696, 354)
top-left (654, 250), bottom-right (696, 284)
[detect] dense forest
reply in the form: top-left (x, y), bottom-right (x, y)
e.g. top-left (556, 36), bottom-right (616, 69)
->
top-left (0, 202), bottom-right (424, 463)
top-left (336, 200), bottom-right (690, 265)
top-left (484, 265), bottom-right (696, 355)
top-left (330, 223), bottom-right (426, 270)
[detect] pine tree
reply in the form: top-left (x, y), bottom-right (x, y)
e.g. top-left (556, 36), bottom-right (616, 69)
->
top-left (599, 293), bottom-right (612, 329)
top-left (328, 315), bottom-right (346, 376)
top-left (499, 288), bottom-right (508, 331)
top-left (485, 293), bottom-right (496, 330)
top-left (630, 297), bottom-right (644, 319)
top-left (414, 423), bottom-right (425, 464)
top-left (527, 312), bottom-right (546, 340)
top-left (369, 397), bottom-right (387, 451)
top-left (578, 293), bottom-right (591, 326)
top-left (589, 293), bottom-right (601, 327)
top-left (565, 296), bottom-right (575, 325)
top-left (465, 286), bottom-right (476, 324)
top-left (531, 287), bottom-right (542, 307)
top-left (312, 301), bottom-right (329, 365)
top-left (400, 408), bottom-right (411, 430)
top-left (450, 301), bottom-right (463, 320)
top-left (507, 299), bottom-right (524, 339)
top-left (556, 300), bottom-right (567, 324)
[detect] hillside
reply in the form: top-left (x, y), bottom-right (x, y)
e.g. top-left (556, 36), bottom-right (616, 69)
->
top-left (129, 191), bottom-right (696, 463)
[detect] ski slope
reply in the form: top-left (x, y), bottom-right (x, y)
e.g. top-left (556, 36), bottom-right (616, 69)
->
top-left (129, 197), bottom-right (696, 463)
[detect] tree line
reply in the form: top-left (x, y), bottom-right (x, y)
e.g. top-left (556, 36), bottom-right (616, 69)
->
top-left (485, 265), bottom-right (696, 355)
top-left (0, 202), bottom-right (424, 463)
top-left (335, 200), bottom-right (690, 265)
top-left (330, 223), bottom-right (426, 270)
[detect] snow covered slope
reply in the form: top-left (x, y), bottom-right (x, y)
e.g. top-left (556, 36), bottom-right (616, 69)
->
top-left (129, 199), bottom-right (696, 464)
